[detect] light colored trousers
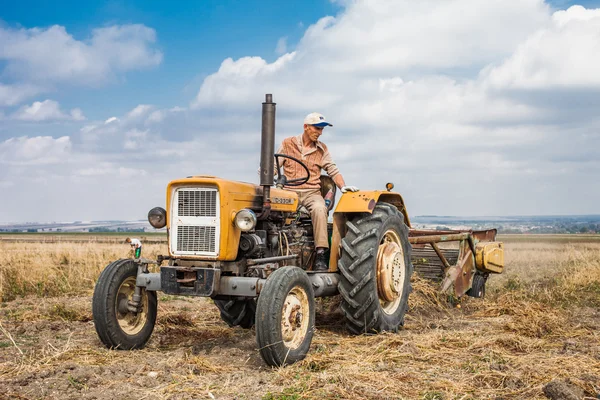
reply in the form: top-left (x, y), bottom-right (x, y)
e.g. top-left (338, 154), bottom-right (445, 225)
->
top-left (294, 189), bottom-right (329, 249)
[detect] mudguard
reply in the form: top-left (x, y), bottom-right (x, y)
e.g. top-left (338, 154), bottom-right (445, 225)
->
top-left (328, 191), bottom-right (411, 272)
top-left (334, 190), bottom-right (411, 227)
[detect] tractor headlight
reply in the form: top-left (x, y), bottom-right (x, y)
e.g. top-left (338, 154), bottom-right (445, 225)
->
top-left (234, 209), bottom-right (257, 232)
top-left (148, 207), bottom-right (167, 229)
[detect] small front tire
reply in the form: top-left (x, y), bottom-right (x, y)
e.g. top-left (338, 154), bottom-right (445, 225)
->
top-left (92, 259), bottom-right (157, 349)
top-left (466, 274), bottom-right (486, 298)
top-left (256, 266), bottom-right (315, 367)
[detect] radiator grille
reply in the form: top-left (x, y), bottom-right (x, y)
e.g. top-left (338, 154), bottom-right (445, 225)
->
top-left (176, 226), bottom-right (216, 252)
top-left (177, 189), bottom-right (217, 217)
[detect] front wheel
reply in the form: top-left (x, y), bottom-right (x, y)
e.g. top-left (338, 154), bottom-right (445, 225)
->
top-left (92, 259), bottom-right (157, 349)
top-left (256, 266), bottom-right (315, 367)
top-left (338, 202), bottom-right (413, 334)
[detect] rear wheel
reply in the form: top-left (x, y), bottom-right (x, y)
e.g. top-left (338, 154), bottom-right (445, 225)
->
top-left (92, 259), bottom-right (157, 349)
top-left (256, 266), bottom-right (315, 367)
top-left (214, 299), bottom-right (256, 329)
top-left (338, 202), bottom-right (413, 334)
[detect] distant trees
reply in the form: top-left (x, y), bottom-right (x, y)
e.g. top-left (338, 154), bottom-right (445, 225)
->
top-left (497, 222), bottom-right (599, 234)
top-left (89, 227), bottom-right (145, 233)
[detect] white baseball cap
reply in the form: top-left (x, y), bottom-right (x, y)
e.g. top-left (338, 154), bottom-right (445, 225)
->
top-left (304, 112), bottom-right (333, 127)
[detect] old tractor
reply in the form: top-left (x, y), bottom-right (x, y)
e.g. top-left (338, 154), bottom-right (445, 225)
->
top-left (92, 94), bottom-right (504, 366)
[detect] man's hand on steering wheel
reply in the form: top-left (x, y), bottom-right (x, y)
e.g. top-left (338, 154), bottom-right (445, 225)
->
top-left (274, 153), bottom-right (310, 188)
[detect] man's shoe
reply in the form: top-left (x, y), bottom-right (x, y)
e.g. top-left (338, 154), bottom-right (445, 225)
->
top-left (313, 252), bottom-right (329, 272)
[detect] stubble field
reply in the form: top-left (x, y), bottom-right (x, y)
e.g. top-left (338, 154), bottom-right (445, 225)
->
top-left (0, 234), bottom-right (599, 399)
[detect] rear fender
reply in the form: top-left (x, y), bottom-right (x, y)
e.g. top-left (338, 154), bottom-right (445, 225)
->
top-left (333, 191), bottom-right (410, 227)
top-left (329, 191), bottom-right (410, 271)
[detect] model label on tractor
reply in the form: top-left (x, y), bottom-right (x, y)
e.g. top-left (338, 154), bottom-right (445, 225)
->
top-left (271, 197), bottom-right (294, 204)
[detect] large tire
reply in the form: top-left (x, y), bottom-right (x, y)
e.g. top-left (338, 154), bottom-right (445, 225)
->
top-left (256, 266), bottom-right (315, 367)
top-left (214, 299), bottom-right (256, 329)
top-left (338, 202), bottom-right (413, 334)
top-left (466, 274), bottom-right (486, 298)
top-left (92, 259), bottom-right (157, 349)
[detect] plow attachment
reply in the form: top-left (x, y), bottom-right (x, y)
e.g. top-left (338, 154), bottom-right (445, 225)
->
top-left (409, 229), bottom-right (504, 298)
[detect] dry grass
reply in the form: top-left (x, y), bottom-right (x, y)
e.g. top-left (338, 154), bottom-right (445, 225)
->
top-left (0, 241), bottom-right (167, 302)
top-left (1, 235), bottom-right (599, 399)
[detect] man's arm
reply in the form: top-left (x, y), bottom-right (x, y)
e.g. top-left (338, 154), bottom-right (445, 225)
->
top-left (333, 174), bottom-right (346, 189)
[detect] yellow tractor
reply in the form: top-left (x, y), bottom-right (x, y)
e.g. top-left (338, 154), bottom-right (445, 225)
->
top-left (92, 94), bottom-right (503, 366)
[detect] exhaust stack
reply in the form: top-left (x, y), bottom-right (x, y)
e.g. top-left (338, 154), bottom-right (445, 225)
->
top-left (258, 94), bottom-right (276, 218)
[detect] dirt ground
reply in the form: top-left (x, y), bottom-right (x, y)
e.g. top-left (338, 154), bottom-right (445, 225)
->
top-left (1, 292), bottom-right (599, 399)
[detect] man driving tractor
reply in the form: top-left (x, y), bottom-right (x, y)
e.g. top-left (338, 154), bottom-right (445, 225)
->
top-left (277, 112), bottom-right (359, 271)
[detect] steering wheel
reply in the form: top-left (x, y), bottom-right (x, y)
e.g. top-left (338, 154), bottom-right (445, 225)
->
top-left (274, 153), bottom-right (310, 187)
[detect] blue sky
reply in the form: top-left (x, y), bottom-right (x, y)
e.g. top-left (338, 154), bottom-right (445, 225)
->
top-left (1, 0), bottom-right (600, 222)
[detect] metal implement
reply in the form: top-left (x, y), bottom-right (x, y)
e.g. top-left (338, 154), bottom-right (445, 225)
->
top-left (409, 228), bottom-right (504, 297)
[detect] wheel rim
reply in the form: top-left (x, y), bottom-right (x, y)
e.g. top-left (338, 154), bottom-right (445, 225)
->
top-left (280, 285), bottom-right (310, 350)
top-left (376, 229), bottom-right (406, 315)
top-left (115, 277), bottom-right (148, 335)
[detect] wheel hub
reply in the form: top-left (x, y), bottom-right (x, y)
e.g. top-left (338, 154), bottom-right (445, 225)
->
top-left (281, 287), bottom-right (309, 349)
top-left (377, 239), bottom-right (405, 303)
top-left (115, 277), bottom-right (148, 335)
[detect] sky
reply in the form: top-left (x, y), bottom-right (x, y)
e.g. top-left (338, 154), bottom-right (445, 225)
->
top-left (1, 0), bottom-right (600, 223)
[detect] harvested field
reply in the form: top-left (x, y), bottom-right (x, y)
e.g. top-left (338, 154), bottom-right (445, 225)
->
top-left (1, 234), bottom-right (599, 399)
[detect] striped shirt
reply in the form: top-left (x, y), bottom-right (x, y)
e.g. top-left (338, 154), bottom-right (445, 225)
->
top-left (277, 134), bottom-right (341, 189)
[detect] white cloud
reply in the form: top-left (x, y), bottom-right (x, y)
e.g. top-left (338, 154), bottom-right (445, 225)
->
top-left (70, 108), bottom-right (85, 120)
top-left (275, 36), bottom-right (288, 55)
top-left (483, 5), bottom-right (600, 89)
top-left (0, 136), bottom-right (71, 165)
top-left (297, 0), bottom-right (549, 74)
top-left (105, 117), bottom-right (119, 124)
top-left (118, 167), bottom-right (147, 178)
top-left (0, 24), bottom-right (163, 85)
top-left (145, 106), bottom-right (185, 125)
top-left (378, 77), bottom-right (404, 93)
top-left (78, 167), bottom-right (112, 176)
top-left (146, 110), bottom-right (165, 123)
top-left (190, 0), bottom-right (553, 111)
top-left (126, 104), bottom-right (153, 119)
top-left (123, 128), bottom-right (148, 150)
top-left (0, 83), bottom-right (44, 106)
top-left (11, 99), bottom-right (86, 121)
top-left (191, 53), bottom-right (297, 108)
top-left (77, 165), bottom-right (147, 178)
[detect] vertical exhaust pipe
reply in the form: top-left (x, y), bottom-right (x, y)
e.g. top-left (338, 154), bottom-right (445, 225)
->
top-left (258, 94), bottom-right (275, 218)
